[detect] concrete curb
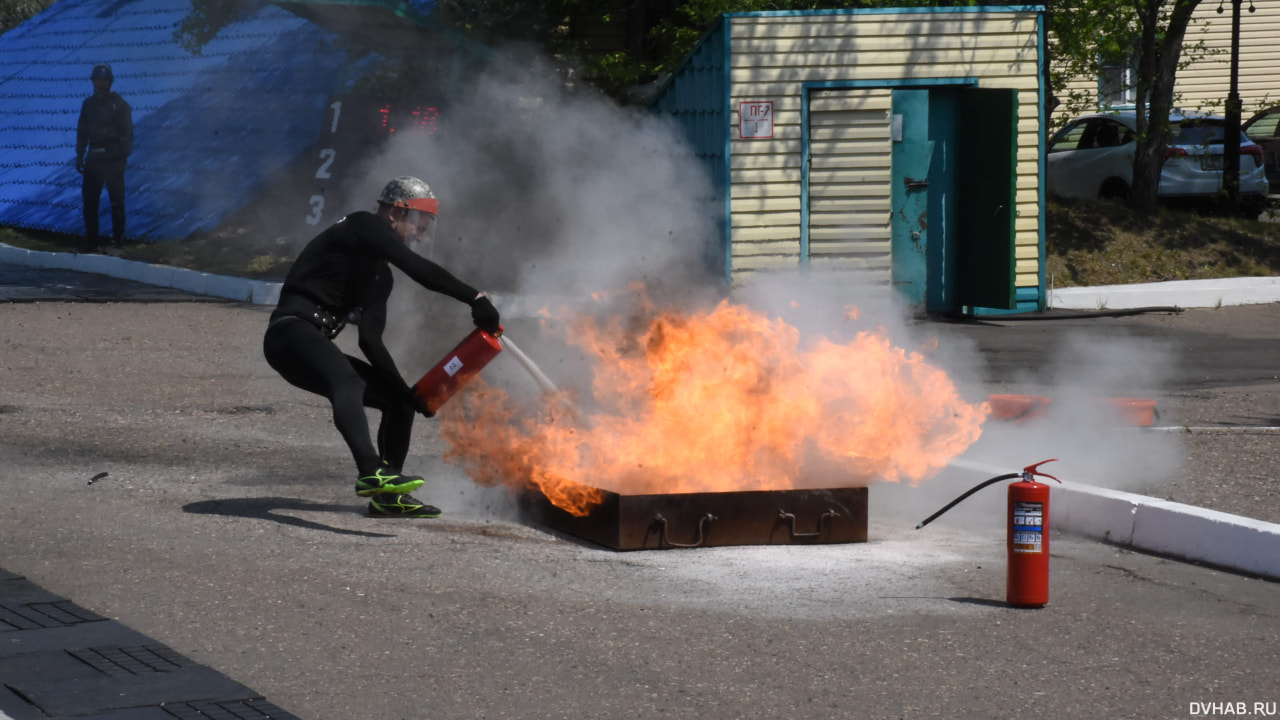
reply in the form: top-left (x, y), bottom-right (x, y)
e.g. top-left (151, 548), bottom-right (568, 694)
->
top-left (1050, 276), bottom-right (1280, 310)
top-left (1052, 481), bottom-right (1280, 580)
top-left (6, 242), bottom-right (1276, 312)
top-left (950, 460), bottom-right (1280, 581)
top-left (0, 242), bottom-right (282, 305)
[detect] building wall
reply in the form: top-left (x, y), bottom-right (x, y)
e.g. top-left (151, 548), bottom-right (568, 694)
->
top-left (1056, 2), bottom-right (1280, 117)
top-left (1177, 1), bottom-right (1280, 113)
top-left (723, 9), bottom-right (1044, 292)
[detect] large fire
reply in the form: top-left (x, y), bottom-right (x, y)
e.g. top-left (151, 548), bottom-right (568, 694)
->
top-left (440, 290), bottom-right (988, 516)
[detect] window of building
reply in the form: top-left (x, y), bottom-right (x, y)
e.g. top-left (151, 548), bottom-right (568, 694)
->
top-left (1099, 57), bottom-right (1137, 108)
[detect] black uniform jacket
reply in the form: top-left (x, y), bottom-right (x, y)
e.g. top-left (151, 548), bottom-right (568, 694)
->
top-left (273, 211), bottom-right (479, 395)
top-left (76, 92), bottom-right (132, 163)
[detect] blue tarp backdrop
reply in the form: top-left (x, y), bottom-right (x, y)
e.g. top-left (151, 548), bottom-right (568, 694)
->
top-left (0, 0), bottom-right (361, 241)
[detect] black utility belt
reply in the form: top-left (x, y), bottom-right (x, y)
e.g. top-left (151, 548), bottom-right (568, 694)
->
top-left (271, 306), bottom-right (361, 340)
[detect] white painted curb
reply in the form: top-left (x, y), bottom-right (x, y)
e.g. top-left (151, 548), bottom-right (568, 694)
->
top-left (7, 242), bottom-right (1278, 313)
top-left (1052, 481), bottom-right (1280, 580)
top-left (1050, 276), bottom-right (1280, 310)
top-left (949, 460), bottom-right (1280, 580)
top-left (0, 242), bottom-right (282, 304)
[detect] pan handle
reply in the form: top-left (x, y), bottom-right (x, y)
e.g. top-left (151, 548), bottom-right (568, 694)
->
top-left (653, 513), bottom-right (716, 548)
top-left (777, 509), bottom-right (839, 538)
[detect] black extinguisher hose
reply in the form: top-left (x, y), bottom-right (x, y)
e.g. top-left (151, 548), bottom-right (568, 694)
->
top-left (915, 459), bottom-right (1059, 530)
top-left (915, 473), bottom-right (1020, 529)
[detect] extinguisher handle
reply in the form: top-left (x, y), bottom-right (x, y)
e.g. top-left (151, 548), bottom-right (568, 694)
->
top-left (1022, 458), bottom-right (1061, 483)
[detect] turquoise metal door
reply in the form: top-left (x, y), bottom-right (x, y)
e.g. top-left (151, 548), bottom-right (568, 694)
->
top-left (893, 86), bottom-right (1018, 313)
top-left (890, 90), bottom-right (933, 308)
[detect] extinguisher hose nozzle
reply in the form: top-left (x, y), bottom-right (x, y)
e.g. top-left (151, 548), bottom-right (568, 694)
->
top-left (916, 473), bottom-right (1021, 529)
top-left (498, 334), bottom-right (559, 394)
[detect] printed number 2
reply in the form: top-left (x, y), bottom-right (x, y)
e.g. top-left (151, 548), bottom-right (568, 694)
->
top-left (315, 148), bottom-right (336, 179)
top-left (306, 195), bottom-right (324, 225)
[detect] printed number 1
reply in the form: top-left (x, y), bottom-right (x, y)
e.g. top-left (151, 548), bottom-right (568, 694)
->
top-left (329, 101), bottom-right (342, 133)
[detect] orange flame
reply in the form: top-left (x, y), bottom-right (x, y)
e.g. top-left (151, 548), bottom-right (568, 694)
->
top-left (440, 292), bottom-right (988, 516)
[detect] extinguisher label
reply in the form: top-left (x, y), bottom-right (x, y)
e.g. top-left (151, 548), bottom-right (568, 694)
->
top-left (443, 356), bottom-right (464, 377)
top-left (1012, 501), bottom-right (1043, 554)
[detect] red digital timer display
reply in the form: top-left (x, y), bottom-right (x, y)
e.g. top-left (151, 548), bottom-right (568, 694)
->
top-left (304, 96), bottom-right (445, 228)
top-left (377, 103), bottom-right (440, 135)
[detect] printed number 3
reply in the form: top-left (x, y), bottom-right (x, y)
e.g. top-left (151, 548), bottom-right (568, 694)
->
top-left (306, 195), bottom-right (324, 225)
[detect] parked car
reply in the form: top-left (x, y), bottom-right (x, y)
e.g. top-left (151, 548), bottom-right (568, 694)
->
top-left (1047, 111), bottom-right (1270, 216)
top-left (1243, 105), bottom-right (1280, 193)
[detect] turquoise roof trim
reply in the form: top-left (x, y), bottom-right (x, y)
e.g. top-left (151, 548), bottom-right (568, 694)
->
top-left (650, 15), bottom-right (731, 283)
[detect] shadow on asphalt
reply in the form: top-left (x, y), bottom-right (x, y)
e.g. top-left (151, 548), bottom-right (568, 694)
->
top-left (947, 596), bottom-right (1013, 608)
top-left (183, 497), bottom-right (395, 538)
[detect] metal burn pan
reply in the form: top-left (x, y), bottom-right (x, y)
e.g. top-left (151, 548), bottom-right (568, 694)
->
top-left (518, 487), bottom-right (868, 551)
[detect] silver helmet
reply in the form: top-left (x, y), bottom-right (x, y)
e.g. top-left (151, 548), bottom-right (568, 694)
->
top-left (377, 176), bottom-right (438, 215)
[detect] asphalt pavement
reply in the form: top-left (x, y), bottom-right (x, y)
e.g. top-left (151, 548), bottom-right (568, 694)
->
top-left (0, 263), bottom-right (283, 718)
top-left (1, 254), bottom-right (1279, 720)
top-left (0, 263), bottom-right (212, 303)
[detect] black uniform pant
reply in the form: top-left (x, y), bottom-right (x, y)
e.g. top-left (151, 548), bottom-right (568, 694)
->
top-left (82, 158), bottom-right (126, 243)
top-left (262, 315), bottom-right (415, 477)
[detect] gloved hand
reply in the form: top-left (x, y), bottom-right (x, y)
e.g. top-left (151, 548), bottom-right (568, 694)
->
top-left (413, 394), bottom-right (435, 418)
top-left (469, 293), bottom-right (501, 336)
top-left (74, 157), bottom-right (84, 174)
top-left (404, 384), bottom-right (434, 418)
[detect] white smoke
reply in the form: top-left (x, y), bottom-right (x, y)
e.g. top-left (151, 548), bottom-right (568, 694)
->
top-left (875, 327), bottom-right (1184, 530)
top-left (336, 47), bottom-right (1184, 526)
top-left (346, 47), bottom-right (720, 302)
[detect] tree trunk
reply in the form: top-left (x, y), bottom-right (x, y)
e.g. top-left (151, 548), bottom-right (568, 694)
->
top-left (1128, 0), bottom-right (1202, 213)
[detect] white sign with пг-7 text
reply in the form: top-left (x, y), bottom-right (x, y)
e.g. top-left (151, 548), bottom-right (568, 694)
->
top-left (739, 101), bottom-right (773, 139)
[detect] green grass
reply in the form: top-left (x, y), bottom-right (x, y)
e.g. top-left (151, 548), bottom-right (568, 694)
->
top-left (0, 224), bottom-right (296, 280)
top-left (1046, 196), bottom-right (1280, 287)
top-left (4, 197), bottom-right (1280, 286)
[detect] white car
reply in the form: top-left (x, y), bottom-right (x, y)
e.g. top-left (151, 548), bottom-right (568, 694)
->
top-left (1047, 111), bottom-right (1270, 216)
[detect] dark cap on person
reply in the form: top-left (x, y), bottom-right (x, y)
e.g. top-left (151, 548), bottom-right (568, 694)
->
top-left (90, 63), bottom-right (113, 80)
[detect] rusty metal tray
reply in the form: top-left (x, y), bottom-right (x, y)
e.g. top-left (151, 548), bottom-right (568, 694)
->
top-left (518, 486), bottom-right (868, 551)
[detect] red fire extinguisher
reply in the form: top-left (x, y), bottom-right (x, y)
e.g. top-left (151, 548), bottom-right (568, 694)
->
top-left (1007, 459), bottom-right (1060, 607)
top-left (413, 326), bottom-right (503, 415)
top-left (916, 458), bottom-right (1060, 608)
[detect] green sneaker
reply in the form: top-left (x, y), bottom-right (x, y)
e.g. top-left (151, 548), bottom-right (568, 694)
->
top-left (355, 465), bottom-right (425, 497)
top-left (368, 493), bottom-right (442, 518)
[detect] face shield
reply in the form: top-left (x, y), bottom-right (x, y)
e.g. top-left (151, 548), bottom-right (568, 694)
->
top-left (386, 190), bottom-right (439, 253)
top-left (400, 209), bottom-right (437, 252)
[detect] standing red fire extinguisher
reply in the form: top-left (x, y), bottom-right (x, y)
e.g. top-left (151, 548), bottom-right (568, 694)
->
top-left (1006, 459), bottom-right (1060, 607)
top-left (917, 459), bottom-right (1061, 608)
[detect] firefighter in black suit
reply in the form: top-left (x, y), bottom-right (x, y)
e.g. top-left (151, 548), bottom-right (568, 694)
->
top-left (75, 62), bottom-right (132, 252)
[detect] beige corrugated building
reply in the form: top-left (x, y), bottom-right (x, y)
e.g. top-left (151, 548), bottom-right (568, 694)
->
top-left (1179, 0), bottom-right (1280, 112)
top-left (1057, 0), bottom-right (1280, 116)
top-left (653, 7), bottom-right (1049, 315)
